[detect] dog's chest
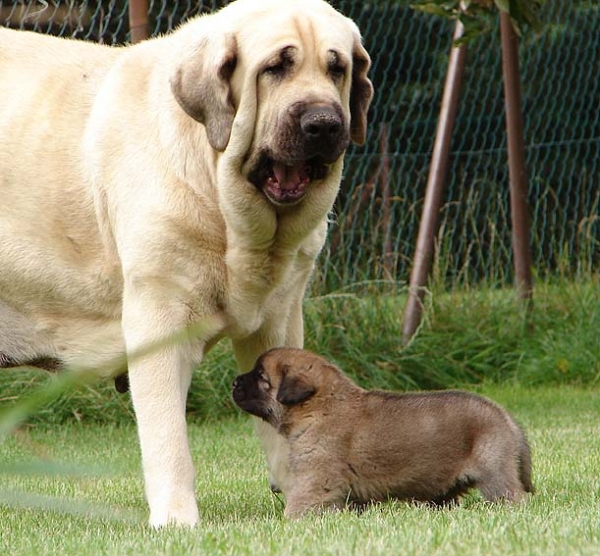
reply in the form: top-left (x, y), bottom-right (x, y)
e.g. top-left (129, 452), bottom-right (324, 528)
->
top-left (223, 244), bottom-right (311, 338)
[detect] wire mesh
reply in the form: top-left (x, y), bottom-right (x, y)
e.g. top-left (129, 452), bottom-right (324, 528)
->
top-left (1, 0), bottom-right (598, 292)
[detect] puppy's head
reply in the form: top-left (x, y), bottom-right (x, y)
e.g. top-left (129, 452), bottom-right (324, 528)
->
top-left (232, 348), bottom-right (339, 429)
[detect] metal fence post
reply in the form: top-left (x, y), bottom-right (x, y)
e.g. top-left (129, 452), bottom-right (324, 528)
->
top-left (129, 0), bottom-right (149, 44)
top-left (500, 12), bottom-right (534, 305)
top-left (401, 19), bottom-right (468, 344)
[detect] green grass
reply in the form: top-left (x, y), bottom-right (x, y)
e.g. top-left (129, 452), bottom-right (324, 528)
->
top-left (1, 385), bottom-right (600, 555)
top-left (0, 279), bottom-right (598, 424)
top-left (0, 280), bottom-right (598, 553)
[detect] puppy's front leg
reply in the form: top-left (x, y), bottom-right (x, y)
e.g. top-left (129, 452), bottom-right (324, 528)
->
top-left (122, 288), bottom-right (199, 528)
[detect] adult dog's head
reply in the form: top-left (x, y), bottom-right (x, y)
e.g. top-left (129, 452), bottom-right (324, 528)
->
top-left (170, 0), bottom-right (373, 207)
top-left (232, 347), bottom-right (353, 430)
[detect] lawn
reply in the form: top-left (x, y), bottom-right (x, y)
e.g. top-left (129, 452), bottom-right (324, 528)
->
top-left (1, 281), bottom-right (598, 554)
top-left (1, 385), bottom-right (599, 556)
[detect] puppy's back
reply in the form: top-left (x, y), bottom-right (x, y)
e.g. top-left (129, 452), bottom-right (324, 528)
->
top-left (355, 389), bottom-right (533, 499)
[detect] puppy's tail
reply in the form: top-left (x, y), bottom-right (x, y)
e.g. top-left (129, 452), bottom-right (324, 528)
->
top-left (517, 431), bottom-right (535, 494)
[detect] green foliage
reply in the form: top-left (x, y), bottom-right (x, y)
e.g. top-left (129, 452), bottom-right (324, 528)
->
top-left (323, 1), bottom-right (600, 292)
top-left (305, 280), bottom-right (600, 390)
top-left (410, 0), bottom-right (548, 42)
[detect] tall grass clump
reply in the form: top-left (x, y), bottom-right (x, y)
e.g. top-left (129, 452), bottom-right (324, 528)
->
top-left (304, 279), bottom-right (600, 390)
top-left (2, 276), bottom-right (597, 427)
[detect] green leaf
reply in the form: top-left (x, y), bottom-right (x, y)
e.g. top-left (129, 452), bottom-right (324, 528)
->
top-left (411, 3), bottom-right (456, 17)
top-left (495, 0), bottom-right (510, 12)
top-left (411, 0), bottom-right (548, 39)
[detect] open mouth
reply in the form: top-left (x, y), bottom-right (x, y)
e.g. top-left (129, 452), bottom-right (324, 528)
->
top-left (248, 155), bottom-right (329, 205)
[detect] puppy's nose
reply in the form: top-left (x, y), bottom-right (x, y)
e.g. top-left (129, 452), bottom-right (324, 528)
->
top-left (300, 106), bottom-right (343, 143)
top-left (232, 377), bottom-right (246, 403)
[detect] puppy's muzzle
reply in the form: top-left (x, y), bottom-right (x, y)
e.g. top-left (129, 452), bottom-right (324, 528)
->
top-left (231, 376), bottom-right (246, 403)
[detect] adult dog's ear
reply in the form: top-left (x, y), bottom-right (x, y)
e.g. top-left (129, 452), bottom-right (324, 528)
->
top-left (349, 37), bottom-right (373, 145)
top-left (276, 372), bottom-right (316, 406)
top-left (171, 33), bottom-right (237, 151)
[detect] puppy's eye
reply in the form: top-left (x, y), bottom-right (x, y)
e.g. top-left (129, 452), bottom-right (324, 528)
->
top-left (258, 375), bottom-right (271, 391)
top-left (255, 368), bottom-right (271, 390)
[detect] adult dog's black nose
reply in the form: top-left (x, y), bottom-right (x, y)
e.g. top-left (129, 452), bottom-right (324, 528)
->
top-left (300, 106), bottom-right (343, 144)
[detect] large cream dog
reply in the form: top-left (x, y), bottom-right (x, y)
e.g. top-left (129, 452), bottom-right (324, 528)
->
top-left (0, 0), bottom-right (373, 526)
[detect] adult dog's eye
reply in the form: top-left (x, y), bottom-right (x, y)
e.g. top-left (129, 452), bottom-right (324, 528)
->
top-left (329, 63), bottom-right (346, 81)
top-left (264, 62), bottom-right (286, 77)
top-left (326, 49), bottom-right (346, 82)
top-left (263, 46), bottom-right (295, 79)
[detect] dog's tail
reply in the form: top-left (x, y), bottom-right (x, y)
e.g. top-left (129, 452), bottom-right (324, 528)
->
top-left (517, 430), bottom-right (535, 494)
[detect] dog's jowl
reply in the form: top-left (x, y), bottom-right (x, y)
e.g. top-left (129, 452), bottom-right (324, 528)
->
top-left (233, 348), bottom-right (534, 518)
top-left (0, 0), bottom-right (373, 526)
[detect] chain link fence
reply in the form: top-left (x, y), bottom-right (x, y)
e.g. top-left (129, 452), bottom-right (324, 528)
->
top-left (1, 0), bottom-right (598, 292)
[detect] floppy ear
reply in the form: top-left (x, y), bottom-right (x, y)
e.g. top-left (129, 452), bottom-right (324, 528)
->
top-left (350, 38), bottom-right (374, 145)
top-left (170, 33), bottom-right (237, 152)
top-left (276, 373), bottom-right (316, 406)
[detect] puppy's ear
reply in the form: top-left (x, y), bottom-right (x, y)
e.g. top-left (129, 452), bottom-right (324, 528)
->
top-left (171, 33), bottom-right (237, 152)
top-left (276, 373), bottom-right (316, 406)
top-left (349, 37), bottom-right (373, 145)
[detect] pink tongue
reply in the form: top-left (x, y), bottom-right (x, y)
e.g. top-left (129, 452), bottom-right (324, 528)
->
top-left (273, 162), bottom-right (307, 190)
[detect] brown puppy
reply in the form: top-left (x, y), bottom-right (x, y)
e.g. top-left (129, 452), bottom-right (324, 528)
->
top-left (232, 348), bottom-right (534, 518)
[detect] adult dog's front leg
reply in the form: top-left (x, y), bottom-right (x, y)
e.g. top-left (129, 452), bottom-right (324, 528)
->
top-left (232, 299), bottom-right (305, 494)
top-left (122, 287), bottom-right (199, 528)
top-left (233, 332), bottom-right (292, 494)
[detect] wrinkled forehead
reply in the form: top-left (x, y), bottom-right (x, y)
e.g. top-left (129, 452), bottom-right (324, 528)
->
top-left (233, 6), bottom-right (357, 67)
top-left (258, 348), bottom-right (324, 373)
